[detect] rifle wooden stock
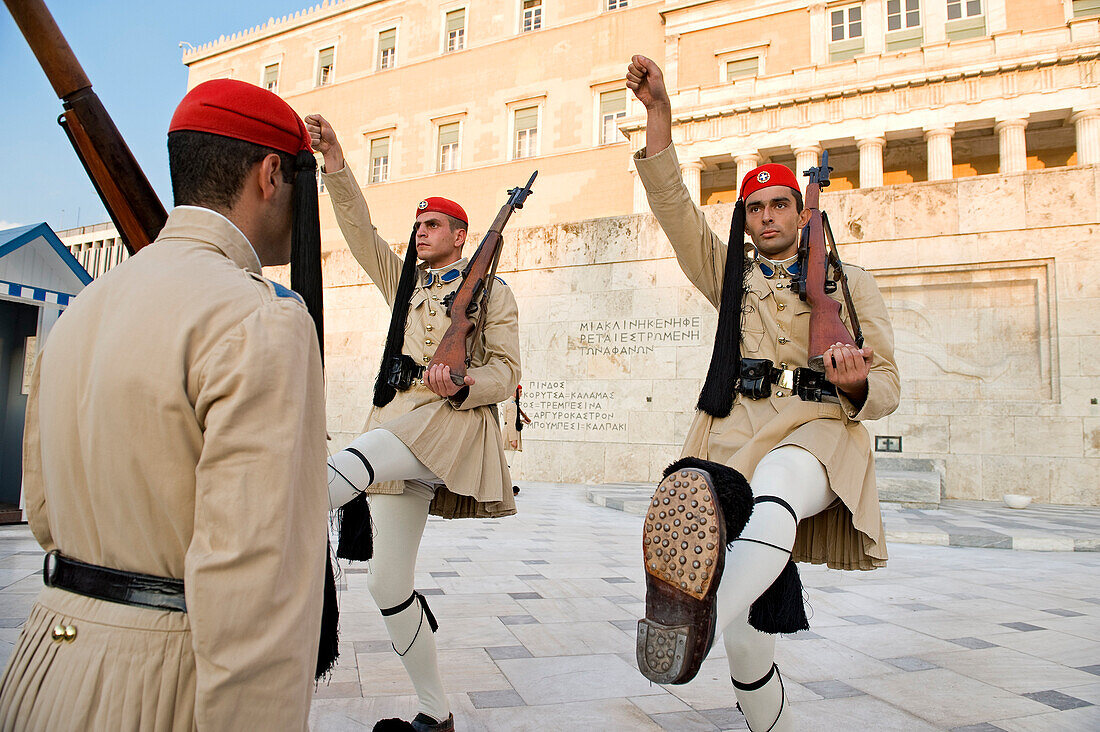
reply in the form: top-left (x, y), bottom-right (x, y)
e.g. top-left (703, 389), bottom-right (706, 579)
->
top-left (430, 172), bottom-right (536, 386)
top-left (797, 155), bottom-right (857, 371)
top-left (6, 0), bottom-right (167, 253)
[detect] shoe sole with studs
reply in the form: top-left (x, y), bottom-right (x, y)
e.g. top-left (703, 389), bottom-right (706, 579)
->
top-left (637, 467), bottom-right (726, 685)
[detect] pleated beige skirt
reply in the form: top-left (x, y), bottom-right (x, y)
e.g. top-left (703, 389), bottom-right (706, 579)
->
top-left (0, 587), bottom-right (195, 731)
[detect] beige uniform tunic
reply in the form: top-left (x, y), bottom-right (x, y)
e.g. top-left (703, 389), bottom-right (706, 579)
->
top-left (502, 399), bottom-right (523, 452)
top-left (635, 144), bottom-right (900, 570)
top-left (0, 207), bottom-right (328, 731)
top-left (324, 166), bottom-right (520, 519)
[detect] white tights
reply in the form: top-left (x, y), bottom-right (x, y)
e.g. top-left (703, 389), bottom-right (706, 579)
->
top-left (328, 430), bottom-right (450, 723)
top-left (715, 445), bottom-right (837, 731)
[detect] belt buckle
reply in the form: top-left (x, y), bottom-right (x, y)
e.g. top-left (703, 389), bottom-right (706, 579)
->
top-left (43, 550), bottom-right (60, 587)
top-left (776, 369), bottom-right (795, 391)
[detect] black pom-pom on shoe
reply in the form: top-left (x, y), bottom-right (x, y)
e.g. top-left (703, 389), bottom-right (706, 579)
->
top-left (664, 457), bottom-right (754, 541)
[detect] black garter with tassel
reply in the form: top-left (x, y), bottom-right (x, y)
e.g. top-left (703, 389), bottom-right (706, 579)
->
top-left (336, 493), bottom-right (374, 562)
top-left (749, 559), bottom-right (810, 634)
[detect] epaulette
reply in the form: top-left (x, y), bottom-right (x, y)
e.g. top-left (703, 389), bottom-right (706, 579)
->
top-left (249, 272), bottom-right (304, 304)
top-left (270, 280), bottom-right (305, 303)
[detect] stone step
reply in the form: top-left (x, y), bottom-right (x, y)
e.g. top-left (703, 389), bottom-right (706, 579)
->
top-left (875, 456), bottom-right (943, 508)
top-left (590, 457), bottom-right (944, 511)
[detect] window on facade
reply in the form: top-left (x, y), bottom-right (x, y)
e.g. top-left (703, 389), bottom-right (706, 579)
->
top-left (599, 89), bottom-right (627, 145)
top-left (522, 0), bottom-right (542, 32)
top-left (830, 5), bottom-right (862, 41)
top-left (379, 29), bottom-right (396, 69)
top-left (607, 0), bottom-right (628, 9)
top-left (947, 0), bottom-right (981, 19)
top-left (438, 123), bottom-right (460, 172)
top-left (726, 57), bottom-right (759, 81)
top-left (1073, 0), bottom-right (1100, 17)
top-left (946, 0), bottom-right (985, 39)
top-left (263, 63), bottom-right (279, 93)
top-left (316, 46), bottom-right (335, 86)
top-left (445, 9), bottom-right (466, 52)
top-left (887, 0), bottom-right (920, 30)
top-left (370, 137), bottom-right (390, 183)
top-left (514, 106), bottom-right (538, 159)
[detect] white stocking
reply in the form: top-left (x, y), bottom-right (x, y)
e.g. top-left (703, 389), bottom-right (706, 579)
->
top-left (366, 489), bottom-right (450, 723)
top-left (327, 428), bottom-right (437, 509)
top-left (714, 445), bottom-right (837, 730)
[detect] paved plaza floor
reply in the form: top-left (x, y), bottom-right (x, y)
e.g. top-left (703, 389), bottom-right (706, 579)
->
top-left (0, 483), bottom-right (1097, 730)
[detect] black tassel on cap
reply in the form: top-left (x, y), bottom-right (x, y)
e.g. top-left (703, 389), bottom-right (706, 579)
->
top-left (373, 225), bottom-right (420, 408)
top-left (291, 150), bottom-right (324, 360)
top-left (697, 200), bottom-right (748, 418)
top-left (316, 552), bottom-right (340, 678)
top-left (289, 151), bottom-right (340, 680)
top-left (336, 493), bottom-right (374, 561)
top-left (748, 559), bottom-right (810, 634)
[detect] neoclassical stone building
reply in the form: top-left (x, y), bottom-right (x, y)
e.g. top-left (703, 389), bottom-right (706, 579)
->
top-left (176, 0), bottom-right (1100, 505)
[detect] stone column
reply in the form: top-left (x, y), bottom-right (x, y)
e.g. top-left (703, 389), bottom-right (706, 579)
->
top-left (681, 159), bottom-right (704, 205)
top-left (794, 144), bottom-right (822, 177)
top-left (631, 169), bottom-right (648, 214)
top-left (857, 136), bottom-right (886, 188)
top-left (734, 152), bottom-right (762, 190)
top-left (808, 2), bottom-right (827, 65)
top-left (994, 118), bottom-right (1028, 174)
top-left (1071, 109), bottom-right (1100, 166)
top-left (924, 126), bottom-right (955, 181)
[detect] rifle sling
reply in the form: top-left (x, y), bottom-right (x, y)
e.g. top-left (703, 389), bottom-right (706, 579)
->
top-left (464, 236), bottom-right (504, 366)
top-left (820, 212), bottom-right (864, 348)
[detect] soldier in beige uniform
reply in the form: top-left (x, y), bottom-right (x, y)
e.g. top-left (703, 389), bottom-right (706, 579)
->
top-left (0, 80), bottom-right (329, 731)
top-left (628, 56), bottom-right (900, 730)
top-left (501, 386), bottom-right (530, 495)
top-left (307, 115), bottom-right (520, 732)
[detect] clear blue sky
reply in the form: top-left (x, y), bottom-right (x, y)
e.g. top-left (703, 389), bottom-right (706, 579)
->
top-left (0, 0), bottom-right (311, 231)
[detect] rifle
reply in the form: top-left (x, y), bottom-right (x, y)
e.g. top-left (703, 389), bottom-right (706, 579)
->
top-left (6, 0), bottom-right (167, 253)
top-left (790, 151), bottom-right (864, 371)
top-left (432, 171), bottom-right (537, 385)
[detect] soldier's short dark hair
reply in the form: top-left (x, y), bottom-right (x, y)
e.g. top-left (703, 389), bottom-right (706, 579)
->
top-left (443, 214), bottom-right (467, 234)
top-left (793, 190), bottom-right (804, 212)
top-left (168, 130), bottom-right (295, 211)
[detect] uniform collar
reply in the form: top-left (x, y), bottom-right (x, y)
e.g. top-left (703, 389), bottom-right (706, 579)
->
top-left (756, 254), bottom-right (800, 279)
top-left (160, 206), bottom-right (262, 274)
top-left (420, 257), bottom-right (467, 287)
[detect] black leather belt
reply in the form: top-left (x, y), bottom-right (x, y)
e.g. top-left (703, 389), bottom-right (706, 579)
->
top-left (43, 551), bottom-right (187, 613)
top-left (737, 357), bottom-right (840, 403)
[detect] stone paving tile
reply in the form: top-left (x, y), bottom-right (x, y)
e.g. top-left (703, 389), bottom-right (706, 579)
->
top-left (467, 689), bottom-right (526, 709)
top-left (1021, 690), bottom-right (1093, 710)
top-left (802, 679), bottom-right (866, 698)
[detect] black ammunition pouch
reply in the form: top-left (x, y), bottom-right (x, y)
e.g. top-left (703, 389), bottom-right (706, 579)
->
top-left (384, 354), bottom-right (425, 392)
top-left (736, 358), bottom-right (839, 403)
top-left (738, 358), bottom-right (775, 399)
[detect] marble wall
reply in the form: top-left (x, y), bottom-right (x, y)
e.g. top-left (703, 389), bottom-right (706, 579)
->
top-left (320, 164), bottom-right (1100, 506)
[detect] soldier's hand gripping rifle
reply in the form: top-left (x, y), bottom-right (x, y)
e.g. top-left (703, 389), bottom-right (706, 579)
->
top-left (6, 0), bottom-right (167, 253)
top-left (790, 151), bottom-right (864, 371)
top-left (431, 171), bottom-right (537, 386)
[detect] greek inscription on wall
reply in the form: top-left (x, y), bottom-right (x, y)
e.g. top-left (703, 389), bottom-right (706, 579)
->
top-left (575, 316), bottom-right (702, 355)
top-left (524, 380), bottom-right (626, 434)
